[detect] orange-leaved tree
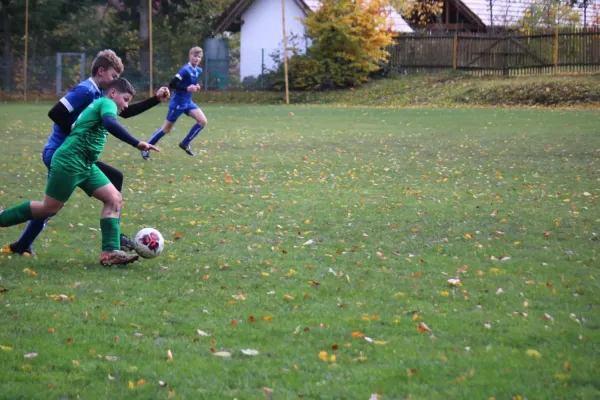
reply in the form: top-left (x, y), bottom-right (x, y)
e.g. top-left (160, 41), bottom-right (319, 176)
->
top-left (299, 0), bottom-right (394, 89)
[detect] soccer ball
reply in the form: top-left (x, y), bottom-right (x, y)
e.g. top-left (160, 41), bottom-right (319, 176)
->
top-left (134, 228), bottom-right (165, 259)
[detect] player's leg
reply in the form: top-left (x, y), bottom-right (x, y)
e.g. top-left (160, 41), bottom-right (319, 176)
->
top-left (95, 161), bottom-right (135, 251)
top-left (0, 162), bottom-right (73, 228)
top-left (141, 107), bottom-right (180, 161)
top-left (179, 105), bottom-right (207, 156)
top-left (84, 166), bottom-right (138, 266)
top-left (9, 147), bottom-right (56, 255)
top-left (0, 196), bottom-right (63, 227)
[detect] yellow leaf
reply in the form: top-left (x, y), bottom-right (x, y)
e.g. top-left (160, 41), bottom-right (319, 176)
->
top-left (329, 354), bottom-right (336, 362)
top-left (440, 291), bottom-right (450, 297)
top-left (285, 269), bottom-right (296, 277)
top-left (128, 381), bottom-right (135, 390)
top-left (0, 345), bottom-right (13, 351)
top-left (261, 272), bottom-right (270, 277)
top-left (373, 340), bottom-right (388, 345)
top-left (526, 349), bottom-right (542, 358)
top-left (318, 351), bottom-right (328, 361)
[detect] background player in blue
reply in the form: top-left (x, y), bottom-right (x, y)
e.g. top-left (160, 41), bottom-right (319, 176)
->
top-left (7, 49), bottom-right (169, 256)
top-left (141, 46), bottom-right (208, 160)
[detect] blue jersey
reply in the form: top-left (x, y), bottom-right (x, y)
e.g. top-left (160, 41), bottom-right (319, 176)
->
top-left (169, 63), bottom-right (203, 107)
top-left (45, 78), bottom-right (103, 150)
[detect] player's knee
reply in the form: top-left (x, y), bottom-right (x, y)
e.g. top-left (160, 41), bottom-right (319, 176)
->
top-left (200, 117), bottom-right (208, 127)
top-left (44, 203), bottom-right (62, 217)
top-left (105, 191), bottom-right (122, 211)
top-left (162, 124), bottom-right (173, 134)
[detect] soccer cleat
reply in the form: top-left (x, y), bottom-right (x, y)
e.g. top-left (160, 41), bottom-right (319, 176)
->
top-left (141, 149), bottom-right (151, 161)
top-left (120, 233), bottom-right (137, 252)
top-left (100, 250), bottom-right (139, 267)
top-left (178, 142), bottom-right (194, 156)
top-left (8, 241), bottom-right (36, 257)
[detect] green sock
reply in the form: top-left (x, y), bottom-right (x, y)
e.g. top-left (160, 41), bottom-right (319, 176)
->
top-left (0, 201), bottom-right (33, 227)
top-left (100, 217), bottom-right (120, 252)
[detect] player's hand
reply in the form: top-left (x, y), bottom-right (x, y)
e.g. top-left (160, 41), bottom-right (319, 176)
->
top-left (137, 141), bottom-right (160, 152)
top-left (156, 87), bottom-right (170, 101)
top-left (187, 85), bottom-right (198, 92)
top-left (195, 84), bottom-right (202, 91)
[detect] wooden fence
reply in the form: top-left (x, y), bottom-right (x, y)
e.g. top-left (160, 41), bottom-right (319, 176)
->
top-left (388, 28), bottom-right (600, 76)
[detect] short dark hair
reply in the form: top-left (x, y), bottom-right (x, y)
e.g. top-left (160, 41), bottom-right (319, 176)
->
top-left (91, 50), bottom-right (124, 76)
top-left (106, 78), bottom-right (135, 96)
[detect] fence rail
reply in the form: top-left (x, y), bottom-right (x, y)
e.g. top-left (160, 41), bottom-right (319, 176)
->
top-left (389, 28), bottom-right (600, 76)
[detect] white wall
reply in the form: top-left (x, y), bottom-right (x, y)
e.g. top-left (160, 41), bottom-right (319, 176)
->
top-left (240, 0), bottom-right (308, 79)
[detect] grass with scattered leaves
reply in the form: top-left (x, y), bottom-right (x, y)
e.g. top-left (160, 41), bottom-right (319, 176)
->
top-left (0, 104), bottom-right (599, 399)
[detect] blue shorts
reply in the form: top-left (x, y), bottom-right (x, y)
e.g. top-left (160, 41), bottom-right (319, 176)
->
top-left (166, 103), bottom-right (199, 123)
top-left (42, 146), bottom-right (58, 170)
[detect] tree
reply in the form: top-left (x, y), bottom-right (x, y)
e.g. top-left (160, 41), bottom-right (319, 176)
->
top-left (517, 0), bottom-right (581, 30)
top-left (390, 0), bottom-right (444, 28)
top-left (300, 0), bottom-right (394, 89)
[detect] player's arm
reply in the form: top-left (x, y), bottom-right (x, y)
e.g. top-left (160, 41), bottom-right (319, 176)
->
top-left (101, 116), bottom-right (159, 152)
top-left (169, 69), bottom-right (197, 92)
top-left (47, 101), bottom-right (73, 133)
top-left (47, 86), bottom-right (94, 134)
top-left (120, 87), bottom-right (170, 119)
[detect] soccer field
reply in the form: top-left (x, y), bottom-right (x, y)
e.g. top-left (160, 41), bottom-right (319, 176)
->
top-left (1, 104), bottom-right (599, 399)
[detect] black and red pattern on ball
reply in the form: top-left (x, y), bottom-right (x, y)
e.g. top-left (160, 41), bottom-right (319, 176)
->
top-left (140, 232), bottom-right (160, 252)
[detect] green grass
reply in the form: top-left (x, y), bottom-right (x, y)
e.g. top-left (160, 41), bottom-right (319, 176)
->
top-left (188, 74), bottom-right (600, 107)
top-left (0, 104), bottom-right (599, 399)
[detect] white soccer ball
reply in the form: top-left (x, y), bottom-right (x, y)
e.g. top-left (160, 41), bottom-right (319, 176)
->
top-left (134, 227), bottom-right (165, 259)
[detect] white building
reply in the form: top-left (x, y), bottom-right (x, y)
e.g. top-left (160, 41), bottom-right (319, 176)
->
top-left (214, 0), bottom-right (413, 79)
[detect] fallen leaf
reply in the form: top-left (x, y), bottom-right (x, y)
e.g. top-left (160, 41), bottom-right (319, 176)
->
top-left (24, 352), bottom-right (38, 359)
top-left (447, 278), bottom-right (462, 287)
top-left (196, 329), bottom-right (210, 336)
top-left (159, 380), bottom-right (167, 387)
top-left (417, 322), bottom-right (432, 333)
top-left (526, 349), bottom-right (542, 358)
top-left (137, 379), bottom-right (146, 386)
top-left (167, 349), bottom-right (173, 362)
top-left (128, 381), bottom-right (135, 390)
top-left (241, 349), bottom-right (259, 356)
top-left (308, 280), bottom-right (320, 287)
top-left (542, 313), bottom-right (553, 321)
top-left (213, 351), bottom-right (232, 358)
top-left (351, 331), bottom-right (365, 338)
top-left (318, 351), bottom-right (329, 361)
top-left (263, 316), bottom-right (273, 322)
top-left (263, 387), bottom-right (274, 400)
top-left (564, 361), bottom-right (571, 371)
top-left (407, 368), bottom-right (418, 376)
top-left (283, 294), bottom-right (294, 301)
top-left (1, 345), bottom-right (14, 351)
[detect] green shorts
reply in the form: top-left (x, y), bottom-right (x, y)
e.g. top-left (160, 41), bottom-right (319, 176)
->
top-left (45, 164), bottom-right (110, 203)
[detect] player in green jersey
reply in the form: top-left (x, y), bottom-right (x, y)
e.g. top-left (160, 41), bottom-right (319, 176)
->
top-left (0, 78), bottom-right (158, 266)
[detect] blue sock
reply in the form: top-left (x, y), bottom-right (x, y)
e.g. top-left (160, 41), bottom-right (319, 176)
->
top-left (181, 124), bottom-right (203, 146)
top-left (16, 218), bottom-right (48, 250)
top-left (148, 129), bottom-right (165, 145)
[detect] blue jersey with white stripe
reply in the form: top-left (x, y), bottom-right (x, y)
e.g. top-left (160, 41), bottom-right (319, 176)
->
top-left (169, 63), bottom-right (203, 107)
top-left (45, 78), bottom-right (102, 150)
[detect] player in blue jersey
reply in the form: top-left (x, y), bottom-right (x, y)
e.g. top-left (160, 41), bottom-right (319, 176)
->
top-left (141, 46), bottom-right (207, 160)
top-left (6, 50), bottom-right (169, 256)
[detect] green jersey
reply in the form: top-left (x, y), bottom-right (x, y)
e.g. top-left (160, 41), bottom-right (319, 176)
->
top-left (52, 97), bottom-right (118, 171)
